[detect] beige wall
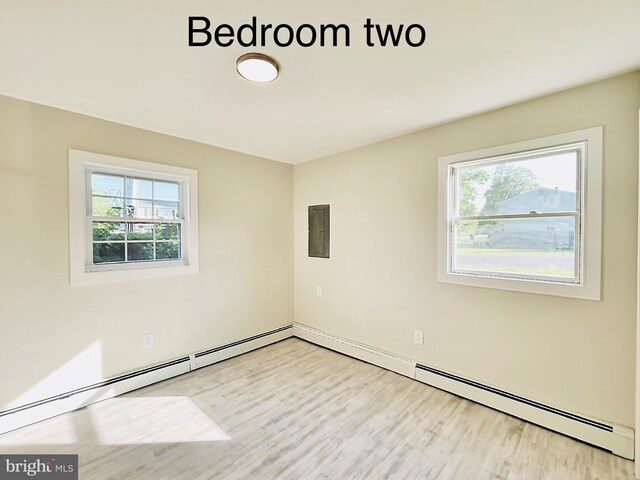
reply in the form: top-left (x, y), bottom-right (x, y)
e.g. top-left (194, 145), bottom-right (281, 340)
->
top-left (0, 96), bottom-right (293, 409)
top-left (1, 71), bottom-right (637, 428)
top-left (294, 72), bottom-right (640, 427)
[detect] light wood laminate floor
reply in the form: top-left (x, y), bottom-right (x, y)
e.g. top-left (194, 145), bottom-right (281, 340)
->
top-left (0, 338), bottom-right (634, 479)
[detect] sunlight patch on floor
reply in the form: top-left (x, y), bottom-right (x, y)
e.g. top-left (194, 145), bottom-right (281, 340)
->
top-left (88, 396), bottom-right (231, 444)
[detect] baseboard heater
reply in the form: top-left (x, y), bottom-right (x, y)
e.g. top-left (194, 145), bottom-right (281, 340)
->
top-left (194, 324), bottom-right (293, 369)
top-left (0, 324), bottom-right (293, 435)
top-left (0, 322), bottom-right (633, 461)
top-left (293, 323), bottom-right (416, 378)
top-left (414, 363), bottom-right (634, 460)
top-left (293, 322), bottom-right (633, 460)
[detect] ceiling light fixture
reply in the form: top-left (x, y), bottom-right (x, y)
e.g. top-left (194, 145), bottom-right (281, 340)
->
top-left (236, 53), bottom-right (279, 83)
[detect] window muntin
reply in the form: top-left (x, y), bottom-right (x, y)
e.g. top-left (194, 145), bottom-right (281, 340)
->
top-left (449, 144), bottom-right (583, 284)
top-left (89, 172), bottom-right (183, 266)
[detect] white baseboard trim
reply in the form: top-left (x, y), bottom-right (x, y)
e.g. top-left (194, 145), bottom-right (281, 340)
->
top-left (194, 324), bottom-right (294, 369)
top-left (1, 322), bottom-right (633, 461)
top-left (293, 322), bottom-right (634, 460)
top-left (293, 323), bottom-right (416, 378)
top-left (0, 324), bottom-right (293, 435)
top-left (415, 364), bottom-right (634, 459)
top-left (0, 357), bottom-right (190, 435)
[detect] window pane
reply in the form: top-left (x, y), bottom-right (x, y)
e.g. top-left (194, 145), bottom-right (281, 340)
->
top-left (92, 196), bottom-right (124, 217)
top-left (128, 243), bottom-right (154, 261)
top-left (125, 198), bottom-right (154, 218)
top-left (156, 223), bottom-right (180, 241)
top-left (155, 181), bottom-right (180, 201)
top-left (455, 150), bottom-right (578, 216)
top-left (125, 177), bottom-right (153, 200)
top-left (93, 243), bottom-right (125, 263)
top-left (92, 173), bottom-right (124, 196)
top-left (127, 223), bottom-right (154, 241)
top-left (453, 217), bottom-right (576, 279)
top-left (93, 222), bottom-right (125, 241)
top-left (154, 200), bottom-right (179, 219)
top-left (156, 241), bottom-right (180, 260)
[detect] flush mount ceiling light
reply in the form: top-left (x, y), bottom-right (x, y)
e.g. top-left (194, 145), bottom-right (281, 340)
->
top-left (236, 53), bottom-right (279, 83)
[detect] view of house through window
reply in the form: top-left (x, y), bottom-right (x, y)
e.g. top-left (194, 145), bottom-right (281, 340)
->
top-left (91, 173), bottom-right (182, 264)
top-left (451, 146), bottom-right (581, 283)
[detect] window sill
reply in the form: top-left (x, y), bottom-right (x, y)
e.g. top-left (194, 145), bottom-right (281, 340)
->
top-left (70, 262), bottom-right (198, 285)
top-left (437, 269), bottom-right (600, 300)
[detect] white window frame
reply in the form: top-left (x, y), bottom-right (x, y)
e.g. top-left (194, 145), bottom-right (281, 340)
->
top-left (69, 150), bottom-right (199, 285)
top-left (437, 127), bottom-right (602, 300)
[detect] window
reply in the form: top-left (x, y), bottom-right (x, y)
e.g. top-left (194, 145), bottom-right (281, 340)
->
top-left (438, 127), bottom-right (602, 300)
top-left (69, 150), bottom-right (198, 284)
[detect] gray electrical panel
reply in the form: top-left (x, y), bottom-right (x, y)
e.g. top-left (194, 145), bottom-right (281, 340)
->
top-left (308, 204), bottom-right (330, 258)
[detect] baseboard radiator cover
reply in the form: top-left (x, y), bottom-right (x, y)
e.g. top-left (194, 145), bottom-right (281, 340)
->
top-left (194, 324), bottom-right (293, 369)
top-left (293, 323), bottom-right (416, 378)
top-left (292, 322), bottom-right (633, 460)
top-left (1, 322), bottom-right (632, 460)
top-left (0, 324), bottom-right (293, 435)
top-left (414, 363), bottom-right (634, 460)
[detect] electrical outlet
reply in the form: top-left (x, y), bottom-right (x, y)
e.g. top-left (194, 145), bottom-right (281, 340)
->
top-left (414, 330), bottom-right (424, 345)
top-left (316, 286), bottom-right (322, 297)
top-left (143, 333), bottom-right (155, 350)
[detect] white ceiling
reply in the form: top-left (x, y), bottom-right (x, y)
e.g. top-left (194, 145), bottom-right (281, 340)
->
top-left (1, 1), bottom-right (639, 164)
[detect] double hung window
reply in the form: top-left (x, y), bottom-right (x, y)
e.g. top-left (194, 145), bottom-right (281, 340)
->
top-left (438, 127), bottom-right (602, 299)
top-left (69, 150), bottom-right (199, 284)
top-left (90, 172), bottom-right (182, 265)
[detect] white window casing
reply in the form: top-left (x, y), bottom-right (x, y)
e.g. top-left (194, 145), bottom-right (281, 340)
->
top-left (437, 127), bottom-right (602, 300)
top-left (69, 150), bottom-right (199, 285)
